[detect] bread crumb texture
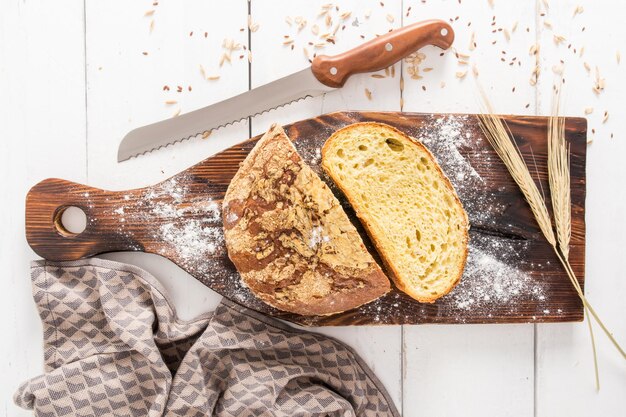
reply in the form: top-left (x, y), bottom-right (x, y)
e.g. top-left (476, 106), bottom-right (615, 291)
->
top-left (223, 124), bottom-right (390, 316)
top-left (322, 122), bottom-right (469, 303)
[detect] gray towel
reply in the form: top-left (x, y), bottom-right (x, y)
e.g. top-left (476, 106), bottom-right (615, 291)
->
top-left (14, 259), bottom-right (398, 417)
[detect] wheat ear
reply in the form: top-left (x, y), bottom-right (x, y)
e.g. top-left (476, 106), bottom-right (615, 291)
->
top-left (548, 86), bottom-right (572, 259)
top-left (477, 89), bottom-right (626, 388)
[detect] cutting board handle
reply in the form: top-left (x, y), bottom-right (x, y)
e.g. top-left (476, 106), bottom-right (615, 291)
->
top-left (25, 178), bottom-right (143, 261)
top-left (312, 19), bottom-right (454, 88)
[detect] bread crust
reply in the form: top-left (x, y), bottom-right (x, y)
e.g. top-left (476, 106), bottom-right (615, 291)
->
top-left (223, 124), bottom-right (390, 316)
top-left (321, 122), bottom-right (469, 303)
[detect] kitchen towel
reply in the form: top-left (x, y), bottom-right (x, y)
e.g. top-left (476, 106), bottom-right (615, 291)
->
top-left (14, 258), bottom-right (399, 417)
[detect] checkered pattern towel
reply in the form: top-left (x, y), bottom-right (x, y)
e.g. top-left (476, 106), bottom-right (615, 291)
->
top-left (15, 258), bottom-right (398, 417)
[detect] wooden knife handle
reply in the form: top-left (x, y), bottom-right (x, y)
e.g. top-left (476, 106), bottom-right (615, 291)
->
top-left (311, 19), bottom-right (454, 88)
top-left (25, 178), bottom-right (144, 261)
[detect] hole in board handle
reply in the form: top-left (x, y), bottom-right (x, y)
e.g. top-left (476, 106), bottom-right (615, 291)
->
top-left (440, 28), bottom-right (448, 37)
top-left (54, 206), bottom-right (87, 237)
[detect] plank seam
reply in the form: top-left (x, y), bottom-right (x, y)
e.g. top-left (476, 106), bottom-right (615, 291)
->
top-left (247, 0), bottom-right (252, 140)
top-left (83, 0), bottom-right (89, 182)
top-left (533, 0), bottom-right (541, 416)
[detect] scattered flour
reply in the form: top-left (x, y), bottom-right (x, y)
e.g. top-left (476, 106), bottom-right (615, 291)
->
top-left (308, 225), bottom-right (330, 249)
top-left (448, 235), bottom-right (545, 313)
top-left (107, 174), bottom-right (228, 276)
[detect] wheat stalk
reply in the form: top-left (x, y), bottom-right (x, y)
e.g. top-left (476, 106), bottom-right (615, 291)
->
top-left (477, 89), bottom-right (626, 389)
top-left (548, 82), bottom-right (598, 389)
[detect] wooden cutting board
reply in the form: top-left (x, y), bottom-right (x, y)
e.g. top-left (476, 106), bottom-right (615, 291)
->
top-left (26, 111), bottom-right (586, 326)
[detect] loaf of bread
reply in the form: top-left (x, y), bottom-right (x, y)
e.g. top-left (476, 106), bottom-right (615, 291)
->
top-left (222, 124), bottom-right (390, 316)
top-left (321, 122), bottom-right (469, 303)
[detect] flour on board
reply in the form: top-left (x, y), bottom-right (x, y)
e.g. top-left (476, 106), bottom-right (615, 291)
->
top-left (101, 115), bottom-right (551, 320)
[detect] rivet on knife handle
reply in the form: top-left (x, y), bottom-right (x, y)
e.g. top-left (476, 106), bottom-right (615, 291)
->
top-left (311, 19), bottom-right (454, 88)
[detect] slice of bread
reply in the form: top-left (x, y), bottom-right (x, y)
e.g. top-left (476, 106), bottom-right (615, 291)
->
top-left (321, 122), bottom-right (469, 303)
top-left (222, 124), bottom-right (390, 316)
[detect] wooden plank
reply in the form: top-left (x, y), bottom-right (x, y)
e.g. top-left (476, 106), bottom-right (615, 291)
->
top-left (249, 1), bottom-right (405, 409)
top-left (399, 2), bottom-right (539, 416)
top-left (535, 0), bottom-right (626, 414)
top-left (24, 111), bottom-right (586, 326)
top-left (403, 324), bottom-right (534, 417)
top-left (84, 0), bottom-right (249, 319)
top-left (0, 1), bottom-right (87, 415)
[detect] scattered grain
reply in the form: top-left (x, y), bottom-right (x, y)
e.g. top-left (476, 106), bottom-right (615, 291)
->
top-left (294, 16), bottom-right (307, 32)
top-left (552, 63), bottom-right (564, 75)
top-left (248, 15), bottom-right (260, 32)
top-left (573, 5), bottom-right (584, 17)
top-left (593, 66), bottom-right (605, 94)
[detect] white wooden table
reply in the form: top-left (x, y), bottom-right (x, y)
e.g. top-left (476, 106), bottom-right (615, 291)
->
top-left (2, 1), bottom-right (625, 415)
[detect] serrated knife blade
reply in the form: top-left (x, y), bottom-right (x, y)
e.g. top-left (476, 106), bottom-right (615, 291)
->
top-left (117, 19), bottom-right (454, 161)
top-left (117, 68), bottom-right (330, 161)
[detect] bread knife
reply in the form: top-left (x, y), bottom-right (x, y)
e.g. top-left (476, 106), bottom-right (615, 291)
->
top-left (117, 19), bottom-right (454, 161)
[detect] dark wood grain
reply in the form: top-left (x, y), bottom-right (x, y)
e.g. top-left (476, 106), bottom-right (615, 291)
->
top-left (25, 111), bottom-right (586, 326)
